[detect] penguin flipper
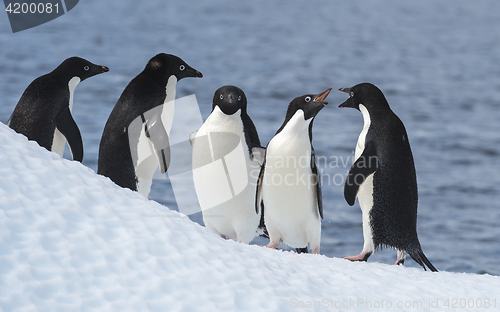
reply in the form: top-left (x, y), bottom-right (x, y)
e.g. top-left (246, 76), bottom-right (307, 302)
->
top-left (141, 113), bottom-right (171, 174)
top-left (255, 159), bottom-right (266, 214)
top-left (311, 149), bottom-right (323, 219)
top-left (55, 106), bottom-right (83, 162)
top-left (242, 112), bottom-right (262, 154)
top-left (410, 250), bottom-right (438, 272)
top-left (344, 140), bottom-right (378, 206)
top-left (257, 200), bottom-right (269, 238)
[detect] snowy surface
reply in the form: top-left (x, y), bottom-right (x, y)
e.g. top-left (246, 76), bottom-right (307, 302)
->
top-left (2, 0), bottom-right (500, 274)
top-left (1, 123), bottom-right (500, 311)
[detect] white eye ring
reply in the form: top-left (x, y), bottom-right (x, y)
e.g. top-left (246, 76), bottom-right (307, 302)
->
top-left (220, 94), bottom-right (223, 100)
top-left (350, 92), bottom-right (354, 97)
top-left (238, 96), bottom-right (241, 101)
top-left (305, 96), bottom-right (311, 102)
top-left (180, 65), bottom-right (185, 71)
top-left (84, 66), bottom-right (89, 71)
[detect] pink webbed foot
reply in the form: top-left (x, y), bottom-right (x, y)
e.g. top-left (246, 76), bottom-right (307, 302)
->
top-left (344, 251), bottom-right (372, 262)
top-left (394, 250), bottom-right (407, 265)
top-left (266, 241), bottom-right (279, 249)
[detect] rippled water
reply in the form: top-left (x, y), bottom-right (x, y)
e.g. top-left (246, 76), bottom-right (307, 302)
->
top-left (1, 0), bottom-right (499, 274)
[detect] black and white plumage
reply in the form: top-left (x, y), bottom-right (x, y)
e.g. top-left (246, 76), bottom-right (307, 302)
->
top-left (98, 53), bottom-right (202, 196)
top-left (256, 89), bottom-right (331, 254)
top-left (192, 86), bottom-right (266, 243)
top-left (339, 82), bottom-right (437, 272)
top-left (8, 57), bottom-right (109, 161)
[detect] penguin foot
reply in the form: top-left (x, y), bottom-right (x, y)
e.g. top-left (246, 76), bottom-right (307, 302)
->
top-left (221, 235), bottom-right (228, 240)
top-left (344, 251), bottom-right (371, 262)
top-left (395, 250), bottom-right (406, 265)
top-left (266, 242), bottom-right (279, 249)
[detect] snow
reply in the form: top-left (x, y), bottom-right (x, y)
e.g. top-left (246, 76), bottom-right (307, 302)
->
top-left (1, 122), bottom-right (499, 312)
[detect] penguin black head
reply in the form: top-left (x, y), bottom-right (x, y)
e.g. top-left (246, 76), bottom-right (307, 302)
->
top-left (212, 85), bottom-right (247, 115)
top-left (55, 57), bottom-right (109, 81)
top-left (286, 88), bottom-right (331, 121)
top-left (338, 83), bottom-right (390, 111)
top-left (144, 53), bottom-right (203, 84)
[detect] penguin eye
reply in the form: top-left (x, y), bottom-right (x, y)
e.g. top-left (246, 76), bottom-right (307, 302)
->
top-left (350, 92), bottom-right (354, 97)
top-left (179, 65), bottom-right (185, 71)
top-left (220, 94), bottom-right (223, 100)
top-left (84, 66), bottom-right (89, 71)
top-left (238, 96), bottom-right (241, 101)
top-left (305, 96), bottom-right (311, 102)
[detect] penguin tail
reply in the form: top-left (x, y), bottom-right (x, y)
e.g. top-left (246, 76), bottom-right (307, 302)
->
top-left (410, 250), bottom-right (438, 272)
top-left (296, 247), bottom-right (308, 254)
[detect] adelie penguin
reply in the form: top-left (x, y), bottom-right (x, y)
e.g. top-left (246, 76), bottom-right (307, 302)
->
top-left (98, 53), bottom-right (202, 197)
top-left (256, 89), bottom-right (331, 254)
top-left (191, 86), bottom-right (266, 244)
top-left (8, 57), bottom-right (109, 162)
top-left (338, 82), bottom-right (437, 272)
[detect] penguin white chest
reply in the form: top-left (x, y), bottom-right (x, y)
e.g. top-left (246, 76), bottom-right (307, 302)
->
top-left (196, 106), bottom-right (245, 144)
top-left (51, 76), bottom-right (80, 156)
top-left (262, 111), bottom-right (320, 248)
top-left (354, 104), bottom-right (374, 202)
top-left (355, 104), bottom-right (371, 160)
top-left (193, 107), bottom-right (251, 208)
top-left (161, 75), bottom-right (177, 135)
top-left (353, 104), bottom-right (376, 252)
top-left (192, 107), bottom-right (260, 243)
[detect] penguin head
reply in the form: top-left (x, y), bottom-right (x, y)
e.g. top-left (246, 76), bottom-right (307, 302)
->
top-left (56, 57), bottom-right (109, 82)
top-left (338, 83), bottom-right (390, 111)
top-left (212, 85), bottom-right (247, 115)
top-left (144, 53), bottom-right (203, 84)
top-left (286, 88), bottom-right (331, 121)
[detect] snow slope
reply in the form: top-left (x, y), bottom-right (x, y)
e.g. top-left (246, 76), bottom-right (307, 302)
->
top-left (0, 122), bottom-right (499, 312)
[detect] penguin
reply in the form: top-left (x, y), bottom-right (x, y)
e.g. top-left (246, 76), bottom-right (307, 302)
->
top-left (256, 89), bottom-right (331, 254)
top-left (338, 82), bottom-right (437, 271)
top-left (191, 85), bottom-right (266, 244)
top-left (98, 53), bottom-right (202, 196)
top-left (8, 57), bottom-right (109, 162)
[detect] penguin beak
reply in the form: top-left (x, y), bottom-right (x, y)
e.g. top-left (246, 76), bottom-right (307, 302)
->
top-left (188, 68), bottom-right (203, 78)
top-left (88, 64), bottom-right (109, 78)
top-left (338, 87), bottom-right (352, 108)
top-left (100, 66), bottom-right (110, 73)
top-left (314, 88), bottom-right (332, 106)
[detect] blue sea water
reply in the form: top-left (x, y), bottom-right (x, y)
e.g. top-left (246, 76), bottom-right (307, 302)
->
top-left (1, 0), bottom-right (499, 275)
